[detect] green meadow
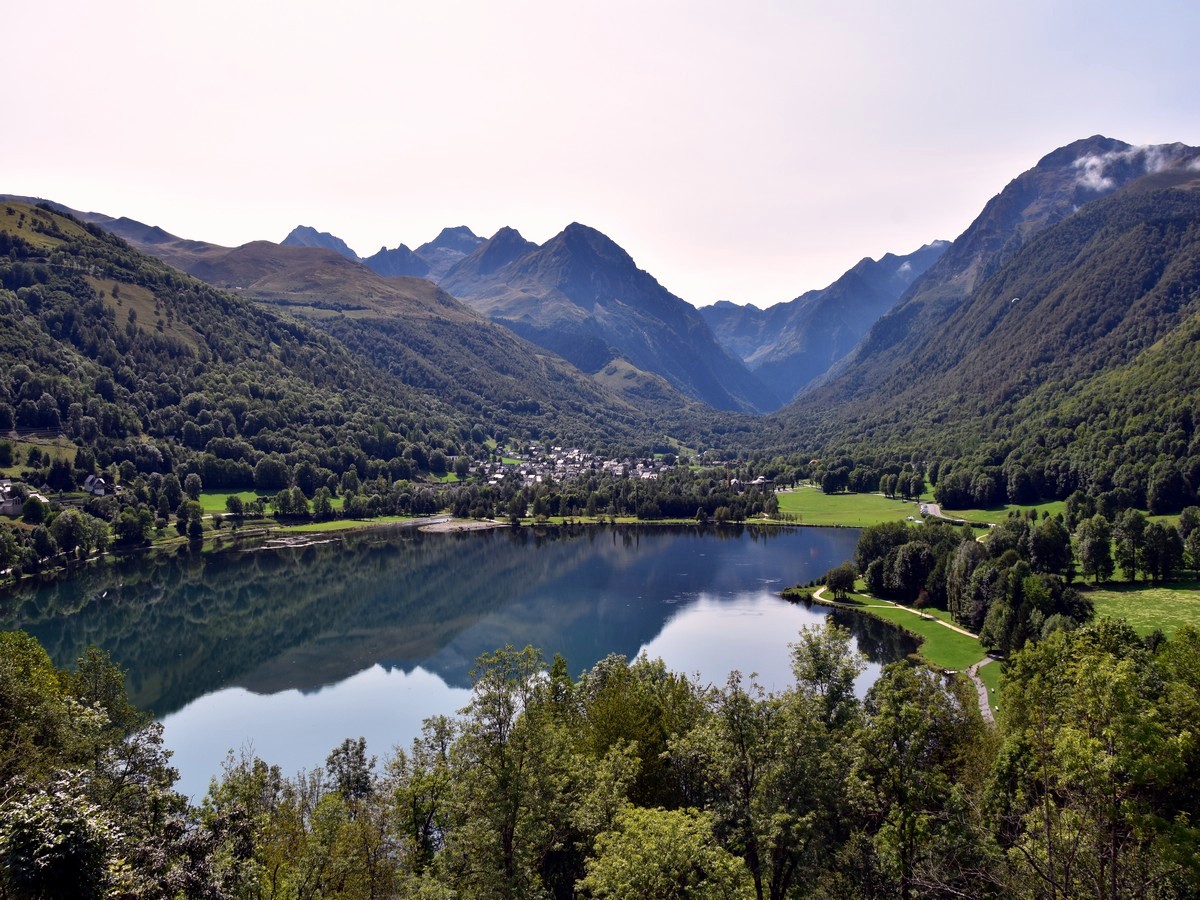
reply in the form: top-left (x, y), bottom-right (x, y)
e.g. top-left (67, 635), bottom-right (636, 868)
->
top-left (775, 487), bottom-right (927, 527)
top-left (1083, 580), bottom-right (1200, 636)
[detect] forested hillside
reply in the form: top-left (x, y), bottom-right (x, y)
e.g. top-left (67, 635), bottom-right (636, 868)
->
top-left (805, 137), bottom-right (1200, 405)
top-left (778, 175), bottom-right (1200, 512)
top-left (0, 201), bottom-right (676, 483)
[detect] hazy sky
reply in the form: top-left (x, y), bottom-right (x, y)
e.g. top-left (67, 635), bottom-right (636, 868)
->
top-left (7, 1), bottom-right (1199, 307)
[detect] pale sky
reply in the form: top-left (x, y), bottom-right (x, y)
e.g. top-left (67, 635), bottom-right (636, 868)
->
top-left (7, 1), bottom-right (1199, 307)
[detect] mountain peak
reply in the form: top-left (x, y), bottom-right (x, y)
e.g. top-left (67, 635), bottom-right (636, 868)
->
top-left (440, 227), bottom-right (538, 286)
top-left (418, 226), bottom-right (483, 256)
top-left (363, 242), bottom-right (430, 279)
top-left (281, 225), bottom-right (358, 260)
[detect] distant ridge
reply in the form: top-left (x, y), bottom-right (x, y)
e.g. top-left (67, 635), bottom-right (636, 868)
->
top-left (416, 226), bottom-right (485, 280)
top-left (701, 241), bottom-right (947, 403)
top-left (364, 243), bottom-right (430, 278)
top-left (281, 224), bottom-right (359, 260)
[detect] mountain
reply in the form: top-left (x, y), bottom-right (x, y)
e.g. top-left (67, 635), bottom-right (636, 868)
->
top-left (442, 226), bottom-right (540, 284)
top-left (776, 162), bottom-right (1200, 508)
top-left (439, 222), bottom-right (778, 412)
top-left (415, 226), bottom-right (485, 280)
top-left (807, 136), bottom-right (1200, 404)
top-left (701, 241), bottom-right (947, 403)
top-left (2, 199), bottom-right (705, 471)
top-left (281, 225), bottom-right (359, 260)
top-left (363, 243), bottom-right (430, 278)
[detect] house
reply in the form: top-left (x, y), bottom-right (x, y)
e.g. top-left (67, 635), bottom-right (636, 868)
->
top-left (83, 474), bottom-right (109, 496)
top-left (0, 480), bottom-right (20, 517)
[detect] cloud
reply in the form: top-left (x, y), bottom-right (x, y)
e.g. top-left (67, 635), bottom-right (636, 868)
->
top-left (1074, 153), bottom-right (1117, 191)
top-left (1072, 144), bottom-right (1197, 192)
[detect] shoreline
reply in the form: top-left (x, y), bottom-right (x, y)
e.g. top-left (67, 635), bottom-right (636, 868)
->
top-left (0, 514), bottom-right (841, 594)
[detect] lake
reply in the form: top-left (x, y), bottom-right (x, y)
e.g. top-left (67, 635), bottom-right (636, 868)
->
top-left (3, 523), bottom-right (912, 799)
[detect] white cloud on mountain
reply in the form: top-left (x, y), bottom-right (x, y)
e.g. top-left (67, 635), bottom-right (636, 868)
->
top-left (1072, 144), bottom-right (1193, 191)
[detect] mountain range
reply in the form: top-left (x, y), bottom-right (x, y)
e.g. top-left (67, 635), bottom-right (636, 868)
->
top-left (280, 219), bottom-right (784, 412)
top-left (9, 133), bottom-right (1200, 508)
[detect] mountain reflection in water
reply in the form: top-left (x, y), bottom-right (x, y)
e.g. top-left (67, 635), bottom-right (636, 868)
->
top-left (4, 524), bottom-right (911, 799)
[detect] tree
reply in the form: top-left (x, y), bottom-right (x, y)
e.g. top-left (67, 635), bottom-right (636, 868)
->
top-left (577, 806), bottom-right (749, 900)
top-left (1029, 517), bottom-right (1070, 574)
top-left (160, 473), bottom-right (183, 510)
top-left (0, 771), bottom-right (119, 900)
top-left (325, 737), bottom-right (376, 801)
top-left (1187, 527), bottom-right (1200, 572)
top-left (387, 716), bottom-right (457, 876)
top-left (854, 664), bottom-right (986, 900)
top-left (439, 645), bottom-right (575, 897)
top-left (1147, 461), bottom-right (1187, 515)
top-left (790, 621), bottom-right (865, 729)
top-left (114, 507), bottom-right (152, 546)
top-left (183, 472), bottom-right (202, 501)
top-left (50, 507), bottom-right (95, 556)
top-left (312, 486), bottom-right (334, 520)
top-left (1142, 521), bottom-right (1184, 583)
top-left (254, 456), bottom-right (291, 492)
top-left (21, 496), bottom-right (45, 525)
top-left (1074, 514), bottom-right (1115, 584)
top-left (1113, 509), bottom-right (1147, 581)
top-left (824, 561), bottom-right (856, 601)
top-left (991, 622), bottom-right (1197, 897)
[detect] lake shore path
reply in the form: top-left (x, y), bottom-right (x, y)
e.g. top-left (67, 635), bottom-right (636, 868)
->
top-left (811, 585), bottom-right (996, 724)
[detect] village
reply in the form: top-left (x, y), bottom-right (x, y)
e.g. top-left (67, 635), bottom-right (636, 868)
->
top-left (474, 443), bottom-right (775, 493)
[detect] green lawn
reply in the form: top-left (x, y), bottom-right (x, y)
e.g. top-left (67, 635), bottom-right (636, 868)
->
top-left (977, 660), bottom-right (1002, 700)
top-left (1082, 580), bottom-right (1200, 636)
top-left (775, 487), bottom-right (926, 527)
top-left (934, 499), bottom-right (1066, 525)
top-left (199, 490), bottom-right (263, 514)
top-left (836, 589), bottom-right (987, 671)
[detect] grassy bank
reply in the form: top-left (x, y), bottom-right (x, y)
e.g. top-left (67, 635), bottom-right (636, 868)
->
top-left (792, 585), bottom-right (987, 672)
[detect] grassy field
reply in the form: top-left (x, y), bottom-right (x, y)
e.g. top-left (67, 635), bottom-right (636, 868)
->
top-left (199, 490), bottom-right (263, 514)
top-left (776, 487), bottom-right (927, 527)
top-left (2, 435), bottom-right (77, 477)
top-left (977, 660), bottom-right (1002, 700)
top-left (199, 490), bottom-right (348, 514)
top-left (1082, 580), bottom-right (1200, 636)
top-left (933, 498), bottom-right (1067, 524)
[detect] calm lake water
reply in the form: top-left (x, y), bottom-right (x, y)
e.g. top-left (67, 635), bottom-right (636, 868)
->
top-left (3, 524), bottom-right (913, 799)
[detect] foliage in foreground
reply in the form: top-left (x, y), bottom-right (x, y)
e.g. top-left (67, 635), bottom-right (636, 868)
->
top-left (1, 620), bottom-right (1198, 898)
